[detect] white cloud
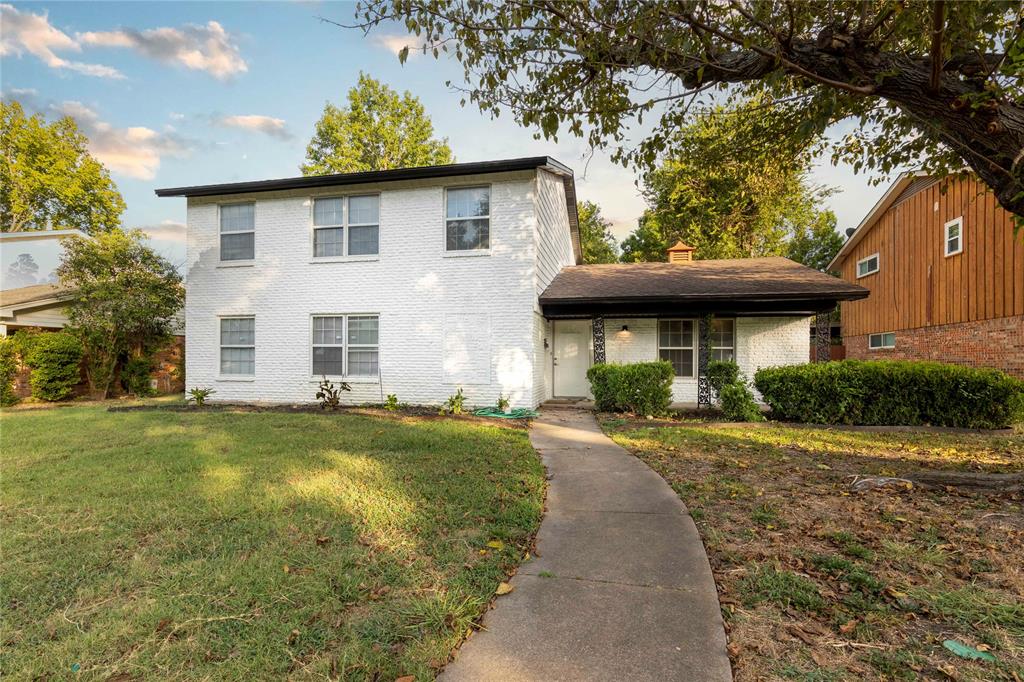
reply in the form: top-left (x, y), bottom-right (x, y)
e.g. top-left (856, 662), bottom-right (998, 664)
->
top-left (216, 114), bottom-right (291, 139)
top-left (53, 101), bottom-right (190, 180)
top-left (371, 34), bottom-right (424, 58)
top-left (78, 21), bottom-right (247, 79)
top-left (138, 220), bottom-right (186, 244)
top-left (169, 112), bottom-right (186, 121)
top-left (0, 4), bottom-right (123, 78)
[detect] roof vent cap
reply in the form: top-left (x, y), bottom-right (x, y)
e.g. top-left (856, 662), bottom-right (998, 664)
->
top-left (666, 240), bottom-right (695, 263)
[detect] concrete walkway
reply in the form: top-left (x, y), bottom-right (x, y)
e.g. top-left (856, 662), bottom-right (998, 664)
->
top-left (441, 408), bottom-right (731, 681)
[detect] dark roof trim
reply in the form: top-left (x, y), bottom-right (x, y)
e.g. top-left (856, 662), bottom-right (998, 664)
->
top-left (542, 298), bottom-right (847, 318)
top-left (155, 156), bottom-right (573, 198)
top-left (560, 175), bottom-right (583, 264)
top-left (540, 290), bottom-right (869, 305)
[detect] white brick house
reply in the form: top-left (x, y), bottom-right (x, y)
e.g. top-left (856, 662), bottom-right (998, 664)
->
top-left (157, 157), bottom-right (867, 408)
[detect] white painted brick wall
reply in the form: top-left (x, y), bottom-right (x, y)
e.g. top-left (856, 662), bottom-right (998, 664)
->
top-left (184, 170), bottom-right (553, 408)
top-left (603, 316), bottom-right (810, 403)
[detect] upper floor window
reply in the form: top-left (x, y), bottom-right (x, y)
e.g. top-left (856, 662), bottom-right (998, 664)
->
top-left (446, 186), bottom-right (490, 251)
top-left (220, 317), bottom-right (255, 375)
top-left (313, 195), bottom-right (379, 258)
top-left (658, 319), bottom-right (694, 377)
top-left (710, 319), bottom-right (735, 362)
top-left (220, 203), bottom-right (255, 261)
top-left (944, 217), bottom-right (963, 257)
top-left (856, 252), bottom-right (879, 278)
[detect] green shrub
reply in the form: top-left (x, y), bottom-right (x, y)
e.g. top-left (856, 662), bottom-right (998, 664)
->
top-left (442, 387), bottom-right (467, 415)
top-left (120, 355), bottom-right (155, 397)
top-left (384, 394), bottom-right (400, 411)
top-left (187, 387), bottom-right (215, 407)
top-left (586, 361), bottom-right (674, 415)
top-left (23, 332), bottom-right (83, 402)
top-left (0, 337), bottom-right (19, 407)
top-left (754, 360), bottom-right (1024, 429)
top-left (719, 382), bottom-right (764, 422)
top-left (707, 359), bottom-right (740, 394)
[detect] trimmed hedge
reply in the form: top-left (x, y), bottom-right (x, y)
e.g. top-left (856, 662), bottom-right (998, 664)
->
top-left (707, 359), bottom-right (740, 394)
top-left (587, 361), bottom-right (674, 415)
top-left (23, 332), bottom-right (83, 402)
top-left (754, 360), bottom-right (1024, 429)
top-left (0, 337), bottom-right (18, 407)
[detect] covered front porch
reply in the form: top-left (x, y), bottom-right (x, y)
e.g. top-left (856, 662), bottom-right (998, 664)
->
top-left (538, 256), bottom-right (869, 407)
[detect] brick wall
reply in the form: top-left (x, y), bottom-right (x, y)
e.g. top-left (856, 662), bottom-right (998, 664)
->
top-left (603, 316), bottom-right (810, 403)
top-left (184, 170), bottom-right (572, 409)
top-left (845, 315), bottom-right (1024, 377)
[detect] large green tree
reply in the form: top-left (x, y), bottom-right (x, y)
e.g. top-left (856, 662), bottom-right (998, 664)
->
top-left (620, 102), bottom-right (835, 262)
top-left (302, 73), bottom-right (454, 175)
top-left (1, 100), bottom-right (125, 234)
top-left (577, 200), bottom-right (618, 263)
top-left (786, 211), bottom-right (845, 272)
top-left (57, 230), bottom-right (184, 399)
top-left (352, 1), bottom-right (1024, 220)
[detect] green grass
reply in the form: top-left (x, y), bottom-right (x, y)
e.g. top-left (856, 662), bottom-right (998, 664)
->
top-left (0, 404), bottom-right (544, 680)
top-left (737, 564), bottom-right (826, 612)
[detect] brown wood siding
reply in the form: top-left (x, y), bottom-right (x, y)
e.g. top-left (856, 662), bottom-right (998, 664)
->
top-left (839, 176), bottom-right (1024, 337)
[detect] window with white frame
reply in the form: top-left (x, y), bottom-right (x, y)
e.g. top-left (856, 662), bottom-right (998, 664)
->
top-left (312, 314), bottom-right (379, 377)
top-left (220, 317), bottom-right (255, 375)
top-left (856, 252), bottom-right (879, 278)
top-left (868, 332), bottom-right (896, 349)
top-left (944, 217), bottom-right (963, 256)
top-left (710, 319), bottom-right (735, 361)
top-left (446, 186), bottom-right (490, 251)
top-left (313, 195), bottom-right (379, 258)
top-left (220, 203), bottom-right (255, 261)
top-left (658, 319), bottom-right (695, 377)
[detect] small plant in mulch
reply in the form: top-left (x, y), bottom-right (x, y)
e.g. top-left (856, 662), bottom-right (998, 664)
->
top-left (315, 376), bottom-right (350, 410)
top-left (186, 387), bottom-right (215, 407)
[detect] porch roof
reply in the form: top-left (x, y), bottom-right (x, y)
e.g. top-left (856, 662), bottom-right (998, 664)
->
top-left (539, 257), bottom-right (868, 317)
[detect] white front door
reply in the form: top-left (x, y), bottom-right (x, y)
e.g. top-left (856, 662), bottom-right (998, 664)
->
top-left (553, 319), bottom-right (591, 397)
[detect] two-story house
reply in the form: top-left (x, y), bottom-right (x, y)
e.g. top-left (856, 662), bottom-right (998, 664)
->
top-left (157, 157), bottom-right (867, 408)
top-left (830, 172), bottom-right (1024, 378)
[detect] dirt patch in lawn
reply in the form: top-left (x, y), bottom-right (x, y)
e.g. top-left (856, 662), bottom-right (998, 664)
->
top-left (605, 420), bottom-right (1024, 681)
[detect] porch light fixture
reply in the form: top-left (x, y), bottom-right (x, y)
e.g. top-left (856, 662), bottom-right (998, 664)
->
top-left (620, 325), bottom-right (629, 332)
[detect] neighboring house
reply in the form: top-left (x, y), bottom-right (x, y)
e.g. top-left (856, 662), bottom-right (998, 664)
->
top-left (829, 172), bottom-right (1024, 378)
top-left (0, 230), bottom-right (82, 335)
top-left (0, 229), bottom-right (184, 395)
top-left (156, 157), bottom-right (867, 408)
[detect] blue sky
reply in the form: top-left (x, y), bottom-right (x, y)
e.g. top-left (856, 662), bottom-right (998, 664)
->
top-left (2, 1), bottom-right (890, 271)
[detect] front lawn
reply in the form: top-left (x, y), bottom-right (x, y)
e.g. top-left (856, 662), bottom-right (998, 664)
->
top-left (1, 404), bottom-right (544, 680)
top-left (604, 420), bottom-right (1024, 681)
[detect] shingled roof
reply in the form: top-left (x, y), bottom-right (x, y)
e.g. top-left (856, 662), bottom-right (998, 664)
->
top-left (539, 257), bottom-right (867, 316)
top-left (0, 283), bottom-right (72, 309)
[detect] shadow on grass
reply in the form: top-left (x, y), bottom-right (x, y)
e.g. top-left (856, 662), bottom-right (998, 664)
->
top-left (1, 406), bottom-right (544, 680)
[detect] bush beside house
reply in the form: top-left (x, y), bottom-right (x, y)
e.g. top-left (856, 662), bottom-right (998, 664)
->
top-left (755, 360), bottom-right (1024, 429)
top-left (587, 361), bottom-right (674, 415)
top-left (0, 338), bottom-right (18, 406)
top-left (21, 332), bottom-right (83, 402)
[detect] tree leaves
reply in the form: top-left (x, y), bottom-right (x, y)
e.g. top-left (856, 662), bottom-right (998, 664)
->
top-left (1, 100), bottom-right (125, 234)
top-left (300, 73), bottom-right (454, 176)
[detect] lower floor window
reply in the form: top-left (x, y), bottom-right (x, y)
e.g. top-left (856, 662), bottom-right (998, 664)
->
top-left (312, 314), bottom-right (379, 376)
top-left (220, 317), bottom-right (255, 375)
top-left (658, 319), bottom-right (694, 377)
top-left (869, 332), bottom-right (896, 349)
top-left (710, 319), bottom-right (735, 362)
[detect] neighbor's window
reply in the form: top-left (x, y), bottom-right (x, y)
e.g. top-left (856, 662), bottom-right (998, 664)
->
top-left (658, 319), bottom-right (694, 377)
top-left (446, 186), bottom-right (490, 251)
top-left (945, 217), bottom-right (963, 257)
top-left (312, 314), bottom-right (379, 377)
top-left (220, 203), bottom-right (255, 261)
top-left (710, 319), bottom-right (735, 362)
top-left (220, 317), bottom-right (255, 375)
top-left (313, 195), bottom-right (379, 258)
top-left (868, 332), bottom-right (896, 349)
top-left (856, 253), bottom-right (879, 278)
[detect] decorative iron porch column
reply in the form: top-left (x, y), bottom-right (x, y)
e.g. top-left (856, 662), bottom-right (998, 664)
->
top-left (697, 314), bottom-right (712, 408)
top-left (592, 316), bottom-right (606, 364)
top-left (814, 311), bottom-right (831, 363)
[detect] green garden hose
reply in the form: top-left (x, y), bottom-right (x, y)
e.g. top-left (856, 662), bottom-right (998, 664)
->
top-left (472, 407), bottom-right (539, 419)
